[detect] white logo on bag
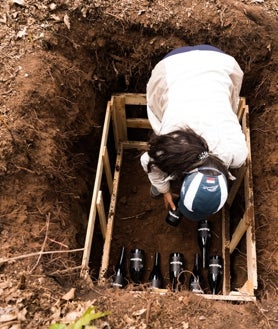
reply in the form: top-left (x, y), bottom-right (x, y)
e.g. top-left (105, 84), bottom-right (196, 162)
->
top-left (202, 185), bottom-right (218, 192)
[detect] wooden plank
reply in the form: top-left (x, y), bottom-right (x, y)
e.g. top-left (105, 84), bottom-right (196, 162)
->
top-left (222, 205), bottom-right (231, 295)
top-left (226, 165), bottom-right (246, 208)
top-left (116, 95), bottom-right (128, 142)
top-left (111, 95), bottom-right (128, 150)
top-left (122, 141), bottom-right (149, 150)
top-left (96, 191), bottom-right (107, 239)
top-left (228, 100), bottom-right (257, 294)
top-left (111, 97), bottom-right (120, 151)
top-left (200, 293), bottom-right (256, 302)
top-left (81, 101), bottom-right (112, 279)
top-left (246, 226), bottom-right (258, 289)
top-left (226, 98), bottom-right (247, 208)
top-left (98, 146), bottom-right (123, 284)
top-left (126, 118), bottom-right (151, 129)
top-left (242, 105), bottom-right (257, 290)
top-left (102, 146), bottom-right (113, 194)
top-left (129, 290), bottom-right (255, 302)
top-left (229, 213), bottom-right (249, 253)
top-left (117, 93), bottom-right (146, 105)
top-left (237, 97), bottom-right (246, 123)
top-left (236, 279), bottom-right (256, 296)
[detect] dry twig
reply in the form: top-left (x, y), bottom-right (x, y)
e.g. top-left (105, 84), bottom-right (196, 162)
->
top-left (145, 300), bottom-right (152, 326)
top-left (120, 210), bottom-right (151, 220)
top-left (0, 248), bottom-right (84, 264)
top-left (29, 213), bottom-right (51, 273)
top-left (254, 302), bottom-right (272, 329)
top-left (47, 265), bottom-right (82, 276)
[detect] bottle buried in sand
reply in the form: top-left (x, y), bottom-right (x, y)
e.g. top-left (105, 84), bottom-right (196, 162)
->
top-left (129, 248), bottom-right (145, 284)
top-left (189, 253), bottom-right (204, 294)
top-left (208, 255), bottom-right (223, 295)
top-left (112, 246), bottom-right (127, 289)
top-left (169, 252), bottom-right (185, 291)
top-left (198, 219), bottom-right (211, 269)
top-left (148, 251), bottom-right (164, 289)
top-left (165, 199), bottom-right (181, 227)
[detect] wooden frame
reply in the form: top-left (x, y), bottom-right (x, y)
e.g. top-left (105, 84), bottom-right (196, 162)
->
top-left (81, 94), bottom-right (257, 301)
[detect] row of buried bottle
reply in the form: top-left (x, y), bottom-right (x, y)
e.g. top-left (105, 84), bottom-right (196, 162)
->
top-left (112, 219), bottom-right (223, 294)
top-left (112, 247), bottom-right (223, 295)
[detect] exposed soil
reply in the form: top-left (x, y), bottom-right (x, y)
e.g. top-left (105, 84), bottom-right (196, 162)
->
top-left (0, 0), bottom-right (277, 328)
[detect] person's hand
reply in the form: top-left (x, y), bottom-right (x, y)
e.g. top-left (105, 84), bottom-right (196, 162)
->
top-left (163, 191), bottom-right (176, 211)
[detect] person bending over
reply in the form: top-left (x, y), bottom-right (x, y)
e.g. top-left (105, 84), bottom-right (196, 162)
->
top-left (140, 44), bottom-right (248, 221)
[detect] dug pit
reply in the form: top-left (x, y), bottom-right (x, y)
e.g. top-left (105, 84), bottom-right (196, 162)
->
top-left (0, 1), bottom-right (277, 327)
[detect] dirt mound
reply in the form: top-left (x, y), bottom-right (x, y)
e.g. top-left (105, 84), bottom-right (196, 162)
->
top-left (0, 0), bottom-right (277, 328)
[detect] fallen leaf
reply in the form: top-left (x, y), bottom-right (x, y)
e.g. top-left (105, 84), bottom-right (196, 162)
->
top-left (63, 310), bottom-right (83, 323)
top-left (132, 308), bottom-right (146, 316)
top-left (62, 287), bottom-right (75, 301)
top-left (16, 27), bottom-right (27, 39)
top-left (64, 14), bottom-right (70, 30)
top-left (0, 313), bottom-right (17, 322)
top-left (182, 322), bottom-right (189, 329)
top-left (12, 0), bottom-right (25, 6)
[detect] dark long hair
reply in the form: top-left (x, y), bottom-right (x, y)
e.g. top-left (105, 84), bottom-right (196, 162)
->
top-left (147, 129), bottom-right (229, 180)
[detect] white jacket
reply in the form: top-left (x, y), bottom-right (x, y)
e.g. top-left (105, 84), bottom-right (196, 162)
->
top-left (141, 49), bottom-right (248, 194)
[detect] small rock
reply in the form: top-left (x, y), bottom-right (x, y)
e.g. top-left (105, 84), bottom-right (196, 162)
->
top-left (49, 3), bottom-right (57, 11)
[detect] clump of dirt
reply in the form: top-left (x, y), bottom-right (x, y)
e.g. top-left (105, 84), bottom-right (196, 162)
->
top-left (0, 0), bottom-right (277, 328)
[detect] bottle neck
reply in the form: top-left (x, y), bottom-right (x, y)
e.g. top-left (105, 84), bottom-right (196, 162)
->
top-left (194, 254), bottom-right (200, 270)
top-left (117, 246), bottom-right (125, 267)
top-left (154, 252), bottom-right (160, 267)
